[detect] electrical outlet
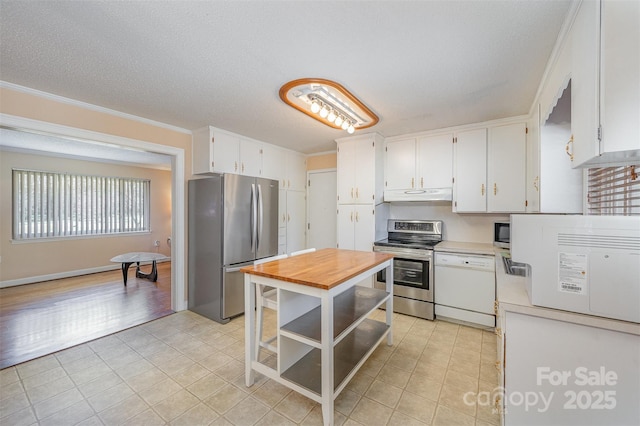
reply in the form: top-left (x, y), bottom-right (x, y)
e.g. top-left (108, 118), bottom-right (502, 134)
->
top-left (154, 240), bottom-right (160, 247)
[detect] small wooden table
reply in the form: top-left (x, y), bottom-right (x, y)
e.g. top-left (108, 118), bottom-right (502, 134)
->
top-left (241, 248), bottom-right (394, 426)
top-left (110, 252), bottom-right (166, 286)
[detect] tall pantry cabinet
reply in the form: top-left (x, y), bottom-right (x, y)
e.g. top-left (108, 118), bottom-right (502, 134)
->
top-left (336, 133), bottom-right (387, 252)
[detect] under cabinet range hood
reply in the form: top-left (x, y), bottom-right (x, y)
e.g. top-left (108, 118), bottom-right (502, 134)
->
top-left (384, 187), bottom-right (453, 202)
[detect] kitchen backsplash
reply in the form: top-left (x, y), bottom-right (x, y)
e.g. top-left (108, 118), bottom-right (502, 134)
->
top-left (388, 202), bottom-right (509, 243)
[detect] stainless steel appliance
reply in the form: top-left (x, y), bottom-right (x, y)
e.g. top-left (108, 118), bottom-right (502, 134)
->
top-left (188, 174), bottom-right (278, 323)
top-left (493, 221), bottom-right (511, 249)
top-left (373, 219), bottom-right (442, 320)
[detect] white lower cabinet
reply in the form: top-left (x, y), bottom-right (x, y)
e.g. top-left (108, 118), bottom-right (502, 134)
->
top-left (337, 204), bottom-right (375, 252)
top-left (501, 311), bottom-right (640, 425)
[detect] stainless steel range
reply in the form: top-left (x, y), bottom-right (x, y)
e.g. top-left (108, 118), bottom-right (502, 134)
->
top-left (373, 219), bottom-right (442, 320)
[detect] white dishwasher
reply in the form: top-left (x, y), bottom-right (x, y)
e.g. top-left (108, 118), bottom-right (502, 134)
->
top-left (434, 252), bottom-right (495, 328)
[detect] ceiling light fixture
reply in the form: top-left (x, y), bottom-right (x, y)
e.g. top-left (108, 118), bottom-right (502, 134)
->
top-left (279, 78), bottom-right (379, 133)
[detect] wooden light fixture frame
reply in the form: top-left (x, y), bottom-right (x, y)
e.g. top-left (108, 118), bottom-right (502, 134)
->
top-left (279, 78), bottom-right (379, 130)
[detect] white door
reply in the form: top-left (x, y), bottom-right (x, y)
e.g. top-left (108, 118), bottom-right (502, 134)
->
top-left (307, 170), bottom-right (337, 249)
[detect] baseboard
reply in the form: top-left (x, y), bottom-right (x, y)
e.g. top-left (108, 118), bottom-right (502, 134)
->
top-left (0, 258), bottom-right (171, 289)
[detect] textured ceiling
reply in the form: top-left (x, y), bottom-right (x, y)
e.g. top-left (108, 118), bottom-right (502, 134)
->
top-left (0, 0), bottom-right (572, 156)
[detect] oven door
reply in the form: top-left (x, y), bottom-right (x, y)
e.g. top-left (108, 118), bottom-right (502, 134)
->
top-left (375, 256), bottom-right (433, 302)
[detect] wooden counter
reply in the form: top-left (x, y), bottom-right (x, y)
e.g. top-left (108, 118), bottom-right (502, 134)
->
top-left (242, 248), bottom-right (394, 426)
top-left (241, 248), bottom-right (394, 289)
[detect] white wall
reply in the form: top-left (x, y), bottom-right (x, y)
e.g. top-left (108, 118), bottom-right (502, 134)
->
top-left (388, 202), bottom-right (509, 243)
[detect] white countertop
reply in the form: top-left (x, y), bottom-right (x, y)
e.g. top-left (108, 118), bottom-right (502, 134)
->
top-left (494, 249), bottom-right (640, 336)
top-left (434, 241), bottom-right (496, 255)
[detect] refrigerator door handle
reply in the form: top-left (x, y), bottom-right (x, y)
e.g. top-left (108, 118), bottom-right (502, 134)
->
top-left (250, 183), bottom-right (257, 252)
top-left (257, 184), bottom-right (263, 251)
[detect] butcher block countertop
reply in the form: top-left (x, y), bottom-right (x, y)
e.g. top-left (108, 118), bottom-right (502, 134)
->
top-left (240, 248), bottom-right (394, 290)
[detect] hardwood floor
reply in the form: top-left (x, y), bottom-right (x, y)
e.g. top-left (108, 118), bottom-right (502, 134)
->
top-left (0, 262), bottom-right (173, 370)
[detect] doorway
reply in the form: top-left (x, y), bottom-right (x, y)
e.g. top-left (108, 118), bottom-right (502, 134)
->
top-left (0, 114), bottom-right (186, 312)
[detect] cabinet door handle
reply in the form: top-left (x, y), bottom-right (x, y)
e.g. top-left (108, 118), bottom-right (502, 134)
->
top-left (351, 188), bottom-right (354, 198)
top-left (565, 135), bottom-right (574, 161)
top-left (356, 188), bottom-right (359, 199)
top-left (287, 214), bottom-right (290, 222)
top-left (350, 211), bottom-right (353, 222)
top-left (411, 177), bottom-right (414, 188)
top-left (481, 184), bottom-right (485, 196)
top-left (494, 183), bottom-right (497, 196)
top-left (421, 177), bottom-right (424, 188)
top-left (242, 163), bottom-right (245, 173)
top-left (235, 161), bottom-right (238, 172)
top-left (355, 211), bottom-right (359, 222)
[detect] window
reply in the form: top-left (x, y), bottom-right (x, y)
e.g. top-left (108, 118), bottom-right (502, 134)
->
top-left (12, 169), bottom-right (150, 240)
top-left (587, 165), bottom-right (639, 215)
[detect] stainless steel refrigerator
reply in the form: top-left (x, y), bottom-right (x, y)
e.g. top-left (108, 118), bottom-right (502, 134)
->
top-left (188, 174), bottom-right (278, 323)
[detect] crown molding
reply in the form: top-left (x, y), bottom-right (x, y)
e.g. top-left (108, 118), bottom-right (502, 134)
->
top-left (0, 81), bottom-right (191, 135)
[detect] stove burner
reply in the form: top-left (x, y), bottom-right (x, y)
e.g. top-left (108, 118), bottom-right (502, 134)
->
top-left (374, 238), bottom-right (440, 250)
top-left (373, 219), bottom-right (443, 251)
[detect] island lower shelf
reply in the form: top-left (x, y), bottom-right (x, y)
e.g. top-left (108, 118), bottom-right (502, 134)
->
top-left (280, 286), bottom-right (389, 345)
top-left (280, 319), bottom-right (389, 395)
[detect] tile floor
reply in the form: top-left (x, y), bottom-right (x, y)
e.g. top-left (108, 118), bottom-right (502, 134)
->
top-left (0, 309), bottom-right (501, 425)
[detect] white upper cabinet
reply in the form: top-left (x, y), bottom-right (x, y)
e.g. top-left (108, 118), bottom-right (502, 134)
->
top-left (284, 150), bottom-right (307, 192)
top-left (239, 138), bottom-right (262, 176)
top-left (418, 134), bottom-right (454, 190)
top-left (336, 133), bottom-right (383, 205)
top-left (262, 145), bottom-right (306, 191)
top-left (262, 144), bottom-right (285, 181)
top-left (454, 123), bottom-right (526, 213)
top-left (528, 91), bottom-right (584, 214)
top-left (384, 138), bottom-right (416, 192)
top-left (193, 126), bottom-right (240, 175)
top-left (488, 123), bottom-right (527, 212)
top-left (570, 0), bottom-right (640, 167)
top-left (454, 128), bottom-right (488, 212)
top-left (384, 134), bottom-right (453, 201)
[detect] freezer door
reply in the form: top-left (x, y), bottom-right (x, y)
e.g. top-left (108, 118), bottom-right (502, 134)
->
top-left (223, 174), bottom-right (255, 265)
top-left (222, 262), bottom-right (252, 319)
top-left (256, 178), bottom-right (279, 260)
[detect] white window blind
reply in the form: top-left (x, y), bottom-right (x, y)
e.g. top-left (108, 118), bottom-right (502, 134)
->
top-left (12, 169), bottom-right (150, 239)
top-left (587, 165), bottom-right (639, 216)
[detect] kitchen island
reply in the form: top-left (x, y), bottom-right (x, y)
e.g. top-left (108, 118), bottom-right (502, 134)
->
top-left (241, 248), bottom-right (394, 426)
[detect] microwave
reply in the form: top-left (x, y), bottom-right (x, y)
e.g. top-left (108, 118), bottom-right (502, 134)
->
top-left (511, 214), bottom-right (640, 323)
top-left (494, 222), bottom-right (510, 249)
